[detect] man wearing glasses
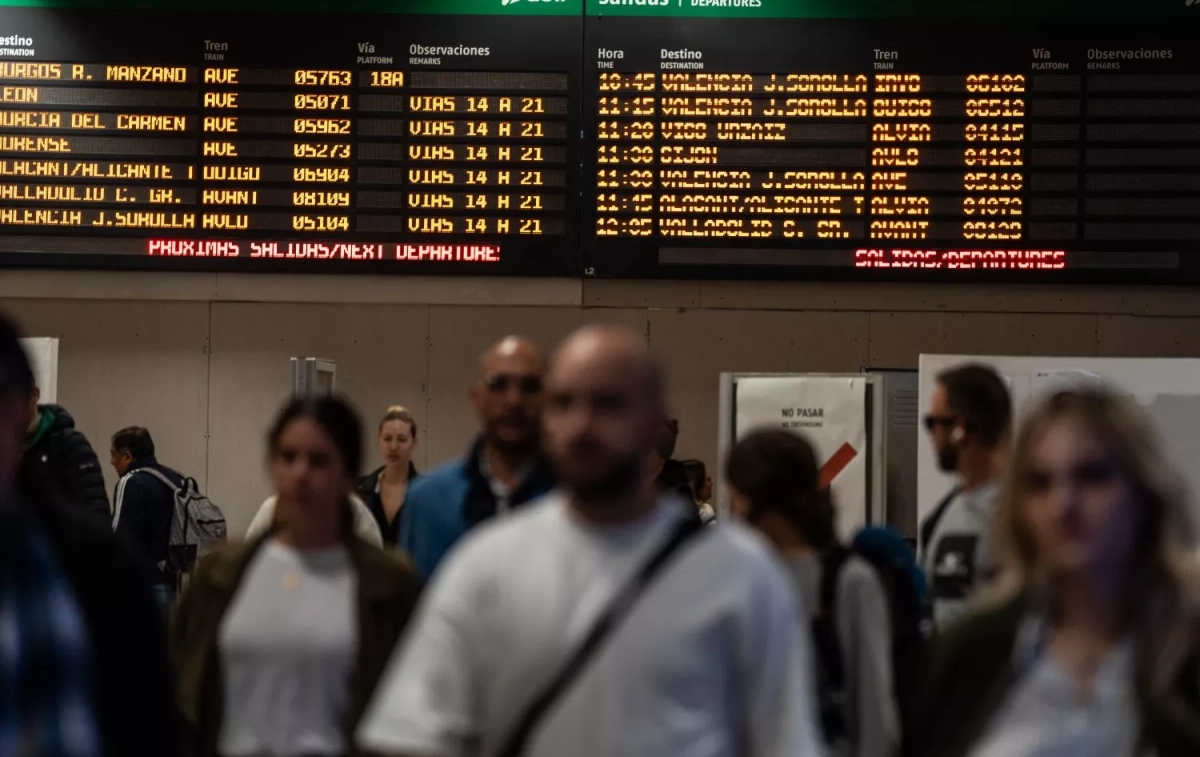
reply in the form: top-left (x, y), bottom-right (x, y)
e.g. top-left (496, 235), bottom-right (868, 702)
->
top-left (920, 364), bottom-right (1011, 629)
top-left (398, 335), bottom-right (556, 578)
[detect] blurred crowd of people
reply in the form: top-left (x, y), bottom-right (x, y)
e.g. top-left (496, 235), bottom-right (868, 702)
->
top-left (3, 307), bottom-right (1200, 757)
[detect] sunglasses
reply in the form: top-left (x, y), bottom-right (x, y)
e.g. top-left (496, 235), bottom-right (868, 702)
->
top-left (923, 414), bottom-right (957, 432)
top-left (485, 372), bottom-right (542, 395)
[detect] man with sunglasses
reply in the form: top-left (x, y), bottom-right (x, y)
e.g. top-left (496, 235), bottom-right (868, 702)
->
top-left (920, 363), bottom-right (1011, 629)
top-left (398, 335), bottom-right (556, 578)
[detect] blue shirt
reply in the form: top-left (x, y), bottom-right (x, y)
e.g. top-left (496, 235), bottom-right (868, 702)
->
top-left (397, 440), bottom-right (556, 578)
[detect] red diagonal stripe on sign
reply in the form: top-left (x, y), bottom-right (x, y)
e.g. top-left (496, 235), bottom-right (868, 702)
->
top-left (819, 442), bottom-right (858, 488)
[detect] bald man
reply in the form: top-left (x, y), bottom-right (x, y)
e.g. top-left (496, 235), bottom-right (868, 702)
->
top-left (360, 326), bottom-right (822, 757)
top-left (397, 335), bottom-right (556, 578)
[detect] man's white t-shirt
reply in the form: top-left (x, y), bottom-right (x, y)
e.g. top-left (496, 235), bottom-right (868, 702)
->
top-left (357, 495), bottom-right (821, 757)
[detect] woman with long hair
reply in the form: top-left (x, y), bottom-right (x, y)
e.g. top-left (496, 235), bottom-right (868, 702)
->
top-left (172, 396), bottom-right (421, 757)
top-left (357, 405), bottom-right (419, 545)
top-left (904, 390), bottom-right (1200, 756)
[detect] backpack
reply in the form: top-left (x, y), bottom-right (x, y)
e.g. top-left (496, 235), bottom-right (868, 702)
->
top-left (811, 526), bottom-right (927, 746)
top-left (137, 468), bottom-right (227, 574)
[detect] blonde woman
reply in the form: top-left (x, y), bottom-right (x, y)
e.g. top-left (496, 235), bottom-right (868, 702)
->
top-left (904, 390), bottom-right (1200, 757)
top-left (356, 406), bottom-right (420, 545)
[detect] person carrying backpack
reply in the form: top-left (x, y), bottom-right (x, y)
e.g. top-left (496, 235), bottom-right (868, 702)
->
top-left (111, 426), bottom-right (224, 608)
top-left (727, 429), bottom-right (907, 757)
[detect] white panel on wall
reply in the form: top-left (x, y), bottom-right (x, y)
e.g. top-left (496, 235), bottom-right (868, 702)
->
top-left (2, 300), bottom-right (211, 509)
top-left (19, 337), bottom-right (58, 404)
top-left (733, 375), bottom-right (873, 536)
top-left (208, 302), bottom-right (429, 536)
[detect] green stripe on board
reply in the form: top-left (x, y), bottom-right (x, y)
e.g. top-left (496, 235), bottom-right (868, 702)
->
top-left (585, 0), bottom-right (1195, 18)
top-left (0, 0), bottom-right (582, 15)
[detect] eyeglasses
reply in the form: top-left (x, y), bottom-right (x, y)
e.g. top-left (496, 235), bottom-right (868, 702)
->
top-left (923, 414), bottom-right (957, 432)
top-left (484, 372), bottom-right (542, 395)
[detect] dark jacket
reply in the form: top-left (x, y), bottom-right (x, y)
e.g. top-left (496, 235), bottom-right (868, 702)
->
top-left (398, 438), bottom-right (557, 578)
top-left (11, 479), bottom-right (175, 757)
top-left (113, 456), bottom-right (186, 585)
top-left (356, 463), bottom-right (420, 547)
top-left (656, 458), bottom-right (701, 522)
top-left (171, 532), bottom-right (422, 757)
top-left (904, 593), bottom-right (1200, 757)
top-left (19, 404), bottom-right (109, 524)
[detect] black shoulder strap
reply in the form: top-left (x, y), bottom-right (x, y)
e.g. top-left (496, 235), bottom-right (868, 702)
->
top-left (919, 486), bottom-right (962, 558)
top-left (496, 516), bottom-right (705, 757)
top-left (819, 545), bottom-right (851, 620)
top-left (816, 546), bottom-right (851, 690)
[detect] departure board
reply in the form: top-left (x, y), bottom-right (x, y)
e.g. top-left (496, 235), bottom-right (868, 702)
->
top-left (583, 0), bottom-right (1200, 282)
top-left (2, 0), bottom-right (1200, 282)
top-left (0, 1), bottom-right (582, 274)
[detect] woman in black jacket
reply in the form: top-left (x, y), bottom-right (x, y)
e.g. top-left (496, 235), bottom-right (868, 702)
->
top-left (357, 406), bottom-right (419, 545)
top-left (905, 390), bottom-right (1200, 757)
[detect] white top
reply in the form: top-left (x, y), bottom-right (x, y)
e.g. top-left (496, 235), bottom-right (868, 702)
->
top-left (969, 618), bottom-right (1139, 757)
top-left (245, 494), bottom-right (382, 547)
top-left (357, 494), bottom-right (822, 757)
top-left (217, 540), bottom-right (359, 757)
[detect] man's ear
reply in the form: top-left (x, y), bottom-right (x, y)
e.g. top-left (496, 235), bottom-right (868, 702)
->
top-left (31, 386), bottom-right (40, 405)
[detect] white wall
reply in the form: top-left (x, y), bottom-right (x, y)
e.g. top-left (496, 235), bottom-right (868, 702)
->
top-left (206, 302), bottom-right (432, 531)
top-left (7, 270), bottom-right (1200, 535)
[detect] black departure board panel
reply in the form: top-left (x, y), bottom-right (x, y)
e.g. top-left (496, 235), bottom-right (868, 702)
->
top-left (583, 5), bottom-right (1200, 282)
top-left (2, 0), bottom-right (1200, 283)
top-left (0, 3), bottom-right (582, 274)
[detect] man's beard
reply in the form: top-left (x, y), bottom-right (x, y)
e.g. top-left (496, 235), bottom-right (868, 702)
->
top-left (486, 416), bottom-right (538, 455)
top-left (936, 444), bottom-right (959, 473)
top-left (569, 453), bottom-right (644, 506)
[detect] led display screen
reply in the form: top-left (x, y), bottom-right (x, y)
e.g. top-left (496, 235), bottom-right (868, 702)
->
top-left (582, 0), bottom-right (1200, 281)
top-left (1, 0), bottom-right (1198, 281)
top-left (0, 0), bottom-right (583, 274)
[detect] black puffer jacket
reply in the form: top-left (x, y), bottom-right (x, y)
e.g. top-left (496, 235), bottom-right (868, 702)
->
top-left (357, 463), bottom-right (420, 546)
top-left (656, 458), bottom-right (702, 522)
top-left (19, 404), bottom-right (110, 525)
